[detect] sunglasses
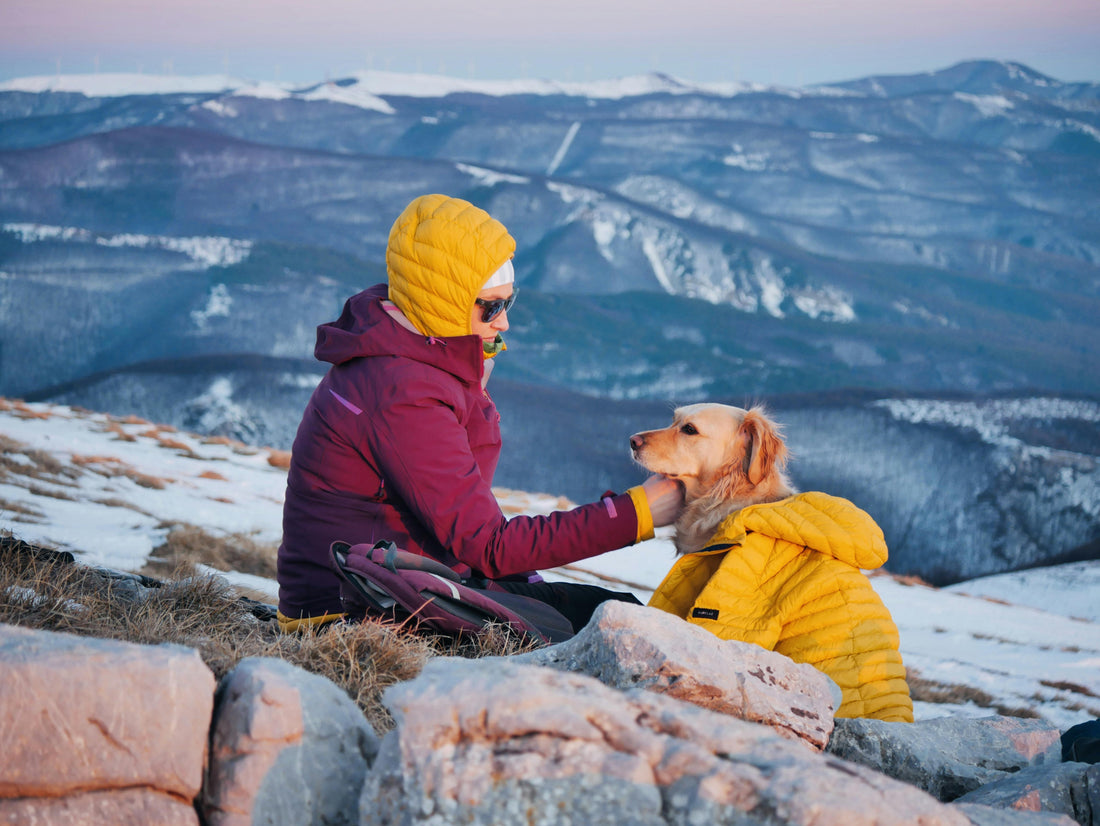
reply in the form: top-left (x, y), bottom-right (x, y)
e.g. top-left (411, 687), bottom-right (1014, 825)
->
top-left (474, 288), bottom-right (518, 323)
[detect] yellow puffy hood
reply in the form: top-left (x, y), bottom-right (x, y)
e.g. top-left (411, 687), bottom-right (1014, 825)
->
top-left (732, 491), bottom-right (889, 571)
top-left (386, 194), bottom-right (517, 339)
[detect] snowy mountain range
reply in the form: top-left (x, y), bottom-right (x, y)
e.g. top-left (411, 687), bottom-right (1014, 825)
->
top-left (0, 60), bottom-right (1097, 586)
top-left (1, 399), bottom-right (1097, 732)
top-left (1, 59), bottom-right (1097, 399)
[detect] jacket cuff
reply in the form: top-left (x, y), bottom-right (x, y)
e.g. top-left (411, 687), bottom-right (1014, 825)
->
top-left (626, 486), bottom-right (655, 543)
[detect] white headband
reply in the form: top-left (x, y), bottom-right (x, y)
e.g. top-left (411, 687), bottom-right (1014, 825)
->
top-left (482, 259), bottom-right (515, 289)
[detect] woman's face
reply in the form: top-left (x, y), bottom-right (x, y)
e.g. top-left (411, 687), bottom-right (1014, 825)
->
top-left (470, 284), bottom-right (513, 342)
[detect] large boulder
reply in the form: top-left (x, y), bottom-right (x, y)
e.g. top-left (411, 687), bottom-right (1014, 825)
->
top-left (954, 761), bottom-right (1100, 825)
top-left (827, 715), bottom-right (1064, 802)
top-left (202, 657), bottom-right (380, 826)
top-left (514, 600), bottom-right (837, 750)
top-left (0, 623), bottom-right (214, 825)
top-left (360, 657), bottom-right (972, 826)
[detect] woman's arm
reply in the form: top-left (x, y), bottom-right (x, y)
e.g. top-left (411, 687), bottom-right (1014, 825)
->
top-left (367, 391), bottom-right (642, 578)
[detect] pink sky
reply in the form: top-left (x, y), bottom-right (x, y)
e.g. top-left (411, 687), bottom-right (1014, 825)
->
top-left (3, 0), bottom-right (1099, 86)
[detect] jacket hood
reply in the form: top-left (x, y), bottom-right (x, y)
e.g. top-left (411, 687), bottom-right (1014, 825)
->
top-left (315, 284), bottom-right (485, 386)
top-left (724, 492), bottom-right (888, 570)
top-left (386, 194), bottom-right (516, 339)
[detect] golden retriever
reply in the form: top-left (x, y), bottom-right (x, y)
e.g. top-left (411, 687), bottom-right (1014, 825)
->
top-left (630, 403), bottom-right (796, 554)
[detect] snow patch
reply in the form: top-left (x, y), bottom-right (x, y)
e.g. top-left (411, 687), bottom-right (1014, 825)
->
top-left (792, 285), bottom-right (856, 322)
top-left (954, 92), bottom-right (1015, 118)
top-left (181, 377), bottom-right (258, 442)
top-left (300, 81), bottom-right (395, 114)
top-left (190, 284), bottom-right (233, 329)
top-left (892, 299), bottom-right (954, 327)
top-left (641, 238), bottom-right (676, 294)
top-left (200, 99), bottom-right (238, 117)
top-left (4, 223), bottom-right (252, 269)
top-left (755, 259), bottom-right (788, 318)
top-left (872, 397), bottom-right (1100, 448)
top-left (546, 181), bottom-right (599, 205)
top-left (723, 144), bottom-right (768, 172)
top-left (455, 163), bottom-right (530, 187)
top-left (231, 82), bottom-right (294, 101)
top-left (546, 121), bottom-right (581, 176)
top-left (343, 70), bottom-right (758, 101)
top-left (0, 72), bottom-right (242, 97)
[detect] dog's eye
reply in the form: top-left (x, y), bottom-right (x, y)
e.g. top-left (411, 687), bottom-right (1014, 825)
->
top-left (680, 423), bottom-right (698, 435)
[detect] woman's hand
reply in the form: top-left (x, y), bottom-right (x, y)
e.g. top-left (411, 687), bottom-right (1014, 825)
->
top-left (642, 474), bottom-right (684, 527)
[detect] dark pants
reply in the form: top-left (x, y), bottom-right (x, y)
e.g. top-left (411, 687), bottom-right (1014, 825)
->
top-left (496, 579), bottom-right (642, 634)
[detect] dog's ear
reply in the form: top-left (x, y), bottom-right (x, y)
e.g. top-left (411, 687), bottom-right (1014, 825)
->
top-left (741, 407), bottom-right (787, 486)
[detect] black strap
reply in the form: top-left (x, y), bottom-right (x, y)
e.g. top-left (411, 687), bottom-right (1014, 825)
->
top-left (377, 540), bottom-right (401, 573)
top-left (696, 542), bottom-right (738, 554)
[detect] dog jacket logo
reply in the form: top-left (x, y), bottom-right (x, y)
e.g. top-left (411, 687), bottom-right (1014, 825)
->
top-left (692, 607), bottom-right (720, 621)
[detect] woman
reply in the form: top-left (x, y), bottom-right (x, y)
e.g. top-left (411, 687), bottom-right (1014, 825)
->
top-left (277, 194), bottom-right (682, 632)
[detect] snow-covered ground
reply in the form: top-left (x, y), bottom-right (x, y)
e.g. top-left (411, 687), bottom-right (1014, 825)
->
top-left (2, 399), bottom-right (1097, 730)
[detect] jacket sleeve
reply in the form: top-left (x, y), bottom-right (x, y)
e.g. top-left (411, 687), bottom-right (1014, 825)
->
top-left (364, 383), bottom-right (640, 579)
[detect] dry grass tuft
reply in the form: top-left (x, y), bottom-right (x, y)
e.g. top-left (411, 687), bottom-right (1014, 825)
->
top-left (71, 454), bottom-right (170, 489)
top-left (156, 437), bottom-right (199, 457)
top-left (94, 497), bottom-right (155, 516)
top-left (112, 413), bottom-right (151, 425)
top-left (908, 669), bottom-right (1040, 718)
top-left (1040, 679), bottom-right (1098, 698)
top-left (1, 536), bottom-right (535, 731)
top-left (2, 435), bottom-right (76, 483)
top-left (144, 524), bottom-right (280, 580)
top-left (202, 435), bottom-right (241, 447)
top-left (0, 497), bottom-right (46, 521)
top-left (266, 450), bottom-right (292, 470)
top-left (26, 484), bottom-right (77, 501)
top-left (10, 400), bottom-right (51, 420)
top-left (264, 621), bottom-right (435, 731)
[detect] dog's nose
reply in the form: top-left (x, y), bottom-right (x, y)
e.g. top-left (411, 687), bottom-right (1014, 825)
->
top-left (630, 434), bottom-right (645, 450)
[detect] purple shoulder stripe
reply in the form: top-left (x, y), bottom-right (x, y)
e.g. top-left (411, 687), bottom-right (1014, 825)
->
top-left (329, 389), bottom-right (363, 416)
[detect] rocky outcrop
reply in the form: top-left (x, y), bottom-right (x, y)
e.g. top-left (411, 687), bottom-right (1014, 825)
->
top-left (202, 657), bottom-right (380, 826)
top-left (0, 623), bottom-right (214, 825)
top-left (827, 714), bottom-right (1064, 801)
top-left (514, 600), bottom-right (838, 750)
top-left (361, 656), bottom-right (970, 826)
top-left (0, 599), bottom-right (1092, 825)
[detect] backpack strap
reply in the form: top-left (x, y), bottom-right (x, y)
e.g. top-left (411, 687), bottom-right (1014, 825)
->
top-left (329, 540), bottom-right (571, 644)
top-left (368, 540), bottom-right (462, 581)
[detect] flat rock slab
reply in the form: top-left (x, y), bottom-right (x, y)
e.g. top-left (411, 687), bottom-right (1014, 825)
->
top-left (515, 600), bottom-right (837, 749)
top-left (0, 622), bottom-right (214, 800)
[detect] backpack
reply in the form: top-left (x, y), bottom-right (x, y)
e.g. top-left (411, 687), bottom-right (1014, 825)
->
top-left (329, 540), bottom-right (573, 644)
top-left (1062, 718), bottom-right (1100, 764)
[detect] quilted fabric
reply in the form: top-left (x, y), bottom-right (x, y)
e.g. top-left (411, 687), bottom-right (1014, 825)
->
top-left (386, 194), bottom-right (516, 339)
top-left (648, 492), bottom-right (913, 722)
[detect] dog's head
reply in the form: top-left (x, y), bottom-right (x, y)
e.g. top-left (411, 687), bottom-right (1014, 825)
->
top-left (630, 403), bottom-right (793, 508)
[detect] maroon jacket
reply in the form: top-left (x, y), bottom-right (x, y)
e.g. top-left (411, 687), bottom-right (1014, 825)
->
top-left (277, 284), bottom-right (641, 620)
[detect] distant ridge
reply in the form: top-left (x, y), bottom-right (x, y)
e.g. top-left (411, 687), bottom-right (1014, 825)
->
top-left (7, 59), bottom-right (1091, 104)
